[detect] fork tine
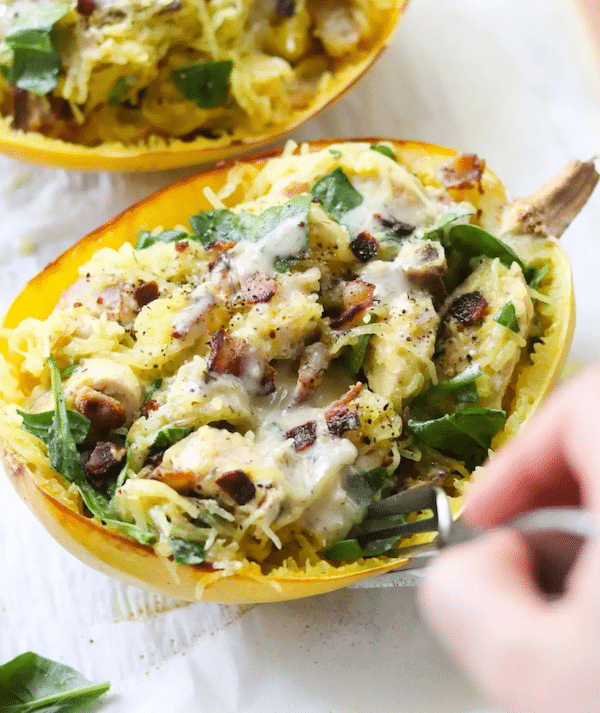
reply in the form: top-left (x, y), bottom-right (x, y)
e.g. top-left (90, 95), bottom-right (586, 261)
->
top-left (366, 483), bottom-right (439, 517)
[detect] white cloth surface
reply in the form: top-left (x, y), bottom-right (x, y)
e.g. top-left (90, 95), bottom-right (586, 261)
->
top-left (1, 0), bottom-right (599, 711)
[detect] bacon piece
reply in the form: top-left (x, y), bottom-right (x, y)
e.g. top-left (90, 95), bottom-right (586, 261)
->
top-left (134, 281), bottom-right (159, 308)
top-left (242, 274), bottom-right (277, 304)
top-left (441, 154), bottom-right (486, 193)
top-left (144, 450), bottom-right (165, 468)
top-left (11, 88), bottom-right (53, 133)
top-left (285, 421), bottom-right (317, 452)
top-left (208, 330), bottom-right (276, 395)
top-left (374, 213), bottom-right (415, 239)
top-left (75, 387), bottom-right (126, 435)
top-left (141, 399), bottom-right (159, 417)
top-left (324, 383), bottom-right (363, 436)
top-left (157, 0), bottom-right (182, 14)
top-left (331, 281), bottom-right (375, 329)
top-left (208, 241), bottom-right (236, 270)
top-left (403, 242), bottom-right (448, 305)
top-left (85, 442), bottom-right (126, 477)
top-left (76, 0), bottom-right (96, 16)
top-left (150, 469), bottom-right (198, 493)
top-left (446, 291), bottom-right (489, 326)
top-left (275, 0), bottom-right (296, 16)
top-left (216, 470), bottom-right (256, 505)
top-left (175, 241), bottom-right (189, 253)
top-left (293, 342), bottom-right (331, 404)
top-left (350, 232), bottom-right (378, 263)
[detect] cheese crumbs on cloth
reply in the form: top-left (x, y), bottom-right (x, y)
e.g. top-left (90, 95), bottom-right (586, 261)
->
top-left (1, 142), bottom-right (544, 574)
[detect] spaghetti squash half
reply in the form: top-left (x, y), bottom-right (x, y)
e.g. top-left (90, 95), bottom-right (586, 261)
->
top-left (0, 139), bottom-right (595, 603)
top-left (0, 0), bottom-right (405, 170)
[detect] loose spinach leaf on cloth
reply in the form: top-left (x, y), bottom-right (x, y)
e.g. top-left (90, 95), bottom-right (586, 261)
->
top-left (310, 167), bottom-right (363, 221)
top-left (494, 301), bottom-right (520, 332)
top-left (408, 406), bottom-right (506, 470)
top-left (0, 651), bottom-right (109, 713)
top-left (172, 59), bottom-right (234, 108)
top-left (445, 224), bottom-right (538, 283)
top-left (170, 537), bottom-right (205, 565)
top-left (1, 2), bottom-right (70, 95)
top-left (136, 229), bottom-right (189, 250)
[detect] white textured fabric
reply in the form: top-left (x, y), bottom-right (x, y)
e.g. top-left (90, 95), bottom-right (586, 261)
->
top-left (1, 0), bottom-right (599, 711)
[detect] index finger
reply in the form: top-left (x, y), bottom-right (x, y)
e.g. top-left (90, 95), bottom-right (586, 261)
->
top-left (464, 367), bottom-right (600, 527)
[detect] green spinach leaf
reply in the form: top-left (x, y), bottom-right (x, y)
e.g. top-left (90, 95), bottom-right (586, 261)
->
top-left (0, 651), bottom-right (109, 712)
top-left (422, 208), bottom-right (474, 241)
top-left (342, 333), bottom-right (371, 377)
top-left (345, 466), bottom-right (388, 506)
top-left (109, 74), bottom-right (138, 105)
top-left (152, 426), bottom-right (194, 450)
top-left (170, 537), bottom-right (205, 565)
top-left (3, 2), bottom-right (70, 95)
top-left (136, 229), bottom-right (189, 250)
top-left (529, 262), bottom-right (551, 289)
top-left (324, 532), bottom-right (404, 561)
top-left (494, 301), bottom-right (519, 332)
top-left (18, 408), bottom-right (90, 446)
top-left (144, 378), bottom-right (163, 403)
top-left (370, 144), bottom-right (397, 161)
top-left (60, 364), bottom-right (78, 381)
top-left (445, 224), bottom-right (536, 282)
top-left (172, 59), bottom-right (234, 108)
top-left (310, 167), bottom-right (363, 221)
top-left (188, 208), bottom-right (247, 245)
top-left (408, 406), bottom-right (506, 469)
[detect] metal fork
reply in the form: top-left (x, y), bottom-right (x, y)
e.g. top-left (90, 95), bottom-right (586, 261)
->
top-left (350, 485), bottom-right (596, 595)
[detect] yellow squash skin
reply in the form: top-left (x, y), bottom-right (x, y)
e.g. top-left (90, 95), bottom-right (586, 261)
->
top-left (0, 139), bottom-right (575, 603)
top-left (0, 6), bottom-right (405, 172)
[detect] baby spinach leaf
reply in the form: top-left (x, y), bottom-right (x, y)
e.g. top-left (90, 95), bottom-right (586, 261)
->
top-left (18, 408), bottom-right (90, 446)
top-left (445, 224), bottom-right (536, 282)
top-left (60, 364), bottom-right (78, 381)
top-left (3, 2), bottom-right (70, 95)
top-left (494, 301), bottom-right (519, 332)
top-left (328, 148), bottom-right (342, 159)
top-left (109, 73), bottom-right (138, 105)
top-left (170, 537), bottom-right (205, 565)
top-left (274, 257), bottom-right (296, 273)
top-left (172, 59), bottom-right (234, 108)
top-left (246, 194), bottom-right (311, 242)
top-left (310, 167), bottom-right (363, 221)
top-left (342, 333), bottom-right (371, 377)
top-left (136, 229), bottom-right (189, 250)
top-left (370, 144), bottom-right (397, 161)
top-left (408, 407), bottom-right (506, 469)
top-left (529, 262), bottom-right (551, 289)
top-left (422, 208), bottom-right (474, 241)
top-left (429, 364), bottom-right (482, 404)
top-left (144, 378), bottom-right (163, 403)
top-left (0, 651), bottom-right (110, 712)
top-left (324, 532), bottom-right (404, 561)
top-left (345, 466), bottom-right (388, 506)
top-left (189, 208), bottom-right (247, 245)
top-left (152, 426), bottom-right (194, 450)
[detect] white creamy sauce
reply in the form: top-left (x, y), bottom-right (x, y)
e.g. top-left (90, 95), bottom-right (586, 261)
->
top-left (229, 214), bottom-right (308, 280)
top-left (360, 258), bottom-right (411, 301)
top-left (171, 287), bottom-right (215, 339)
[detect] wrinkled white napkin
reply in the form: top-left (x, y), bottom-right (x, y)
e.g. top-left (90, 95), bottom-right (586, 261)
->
top-left (1, 0), bottom-right (599, 711)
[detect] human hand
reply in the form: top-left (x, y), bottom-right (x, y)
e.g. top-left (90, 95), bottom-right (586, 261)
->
top-left (418, 367), bottom-right (600, 713)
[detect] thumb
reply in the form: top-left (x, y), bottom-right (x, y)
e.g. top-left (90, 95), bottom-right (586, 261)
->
top-left (418, 529), bottom-right (551, 698)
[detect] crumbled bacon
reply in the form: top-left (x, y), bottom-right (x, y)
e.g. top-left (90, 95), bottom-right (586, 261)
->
top-left (216, 470), bottom-right (256, 505)
top-left (374, 214), bottom-right (415, 239)
top-left (75, 387), bottom-right (126, 435)
top-left (293, 342), bottom-right (330, 404)
top-left (150, 469), bottom-right (198, 493)
top-left (350, 232), bottom-right (378, 263)
top-left (157, 0), bottom-right (182, 14)
top-left (446, 291), bottom-right (488, 326)
top-left (141, 399), bottom-right (159, 417)
top-left (242, 274), bottom-right (277, 304)
top-left (11, 88), bottom-right (53, 133)
top-left (441, 154), bottom-right (486, 193)
top-left (324, 384), bottom-right (363, 436)
top-left (208, 241), bottom-right (236, 270)
top-left (275, 0), bottom-right (296, 16)
top-left (144, 450), bottom-right (165, 468)
top-left (175, 241), bottom-right (189, 253)
top-left (285, 421), bottom-right (317, 452)
top-left (84, 442), bottom-right (126, 477)
top-left (76, 0), bottom-right (96, 16)
top-left (208, 330), bottom-right (276, 395)
top-left (134, 281), bottom-right (159, 308)
top-left (331, 281), bottom-right (375, 329)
